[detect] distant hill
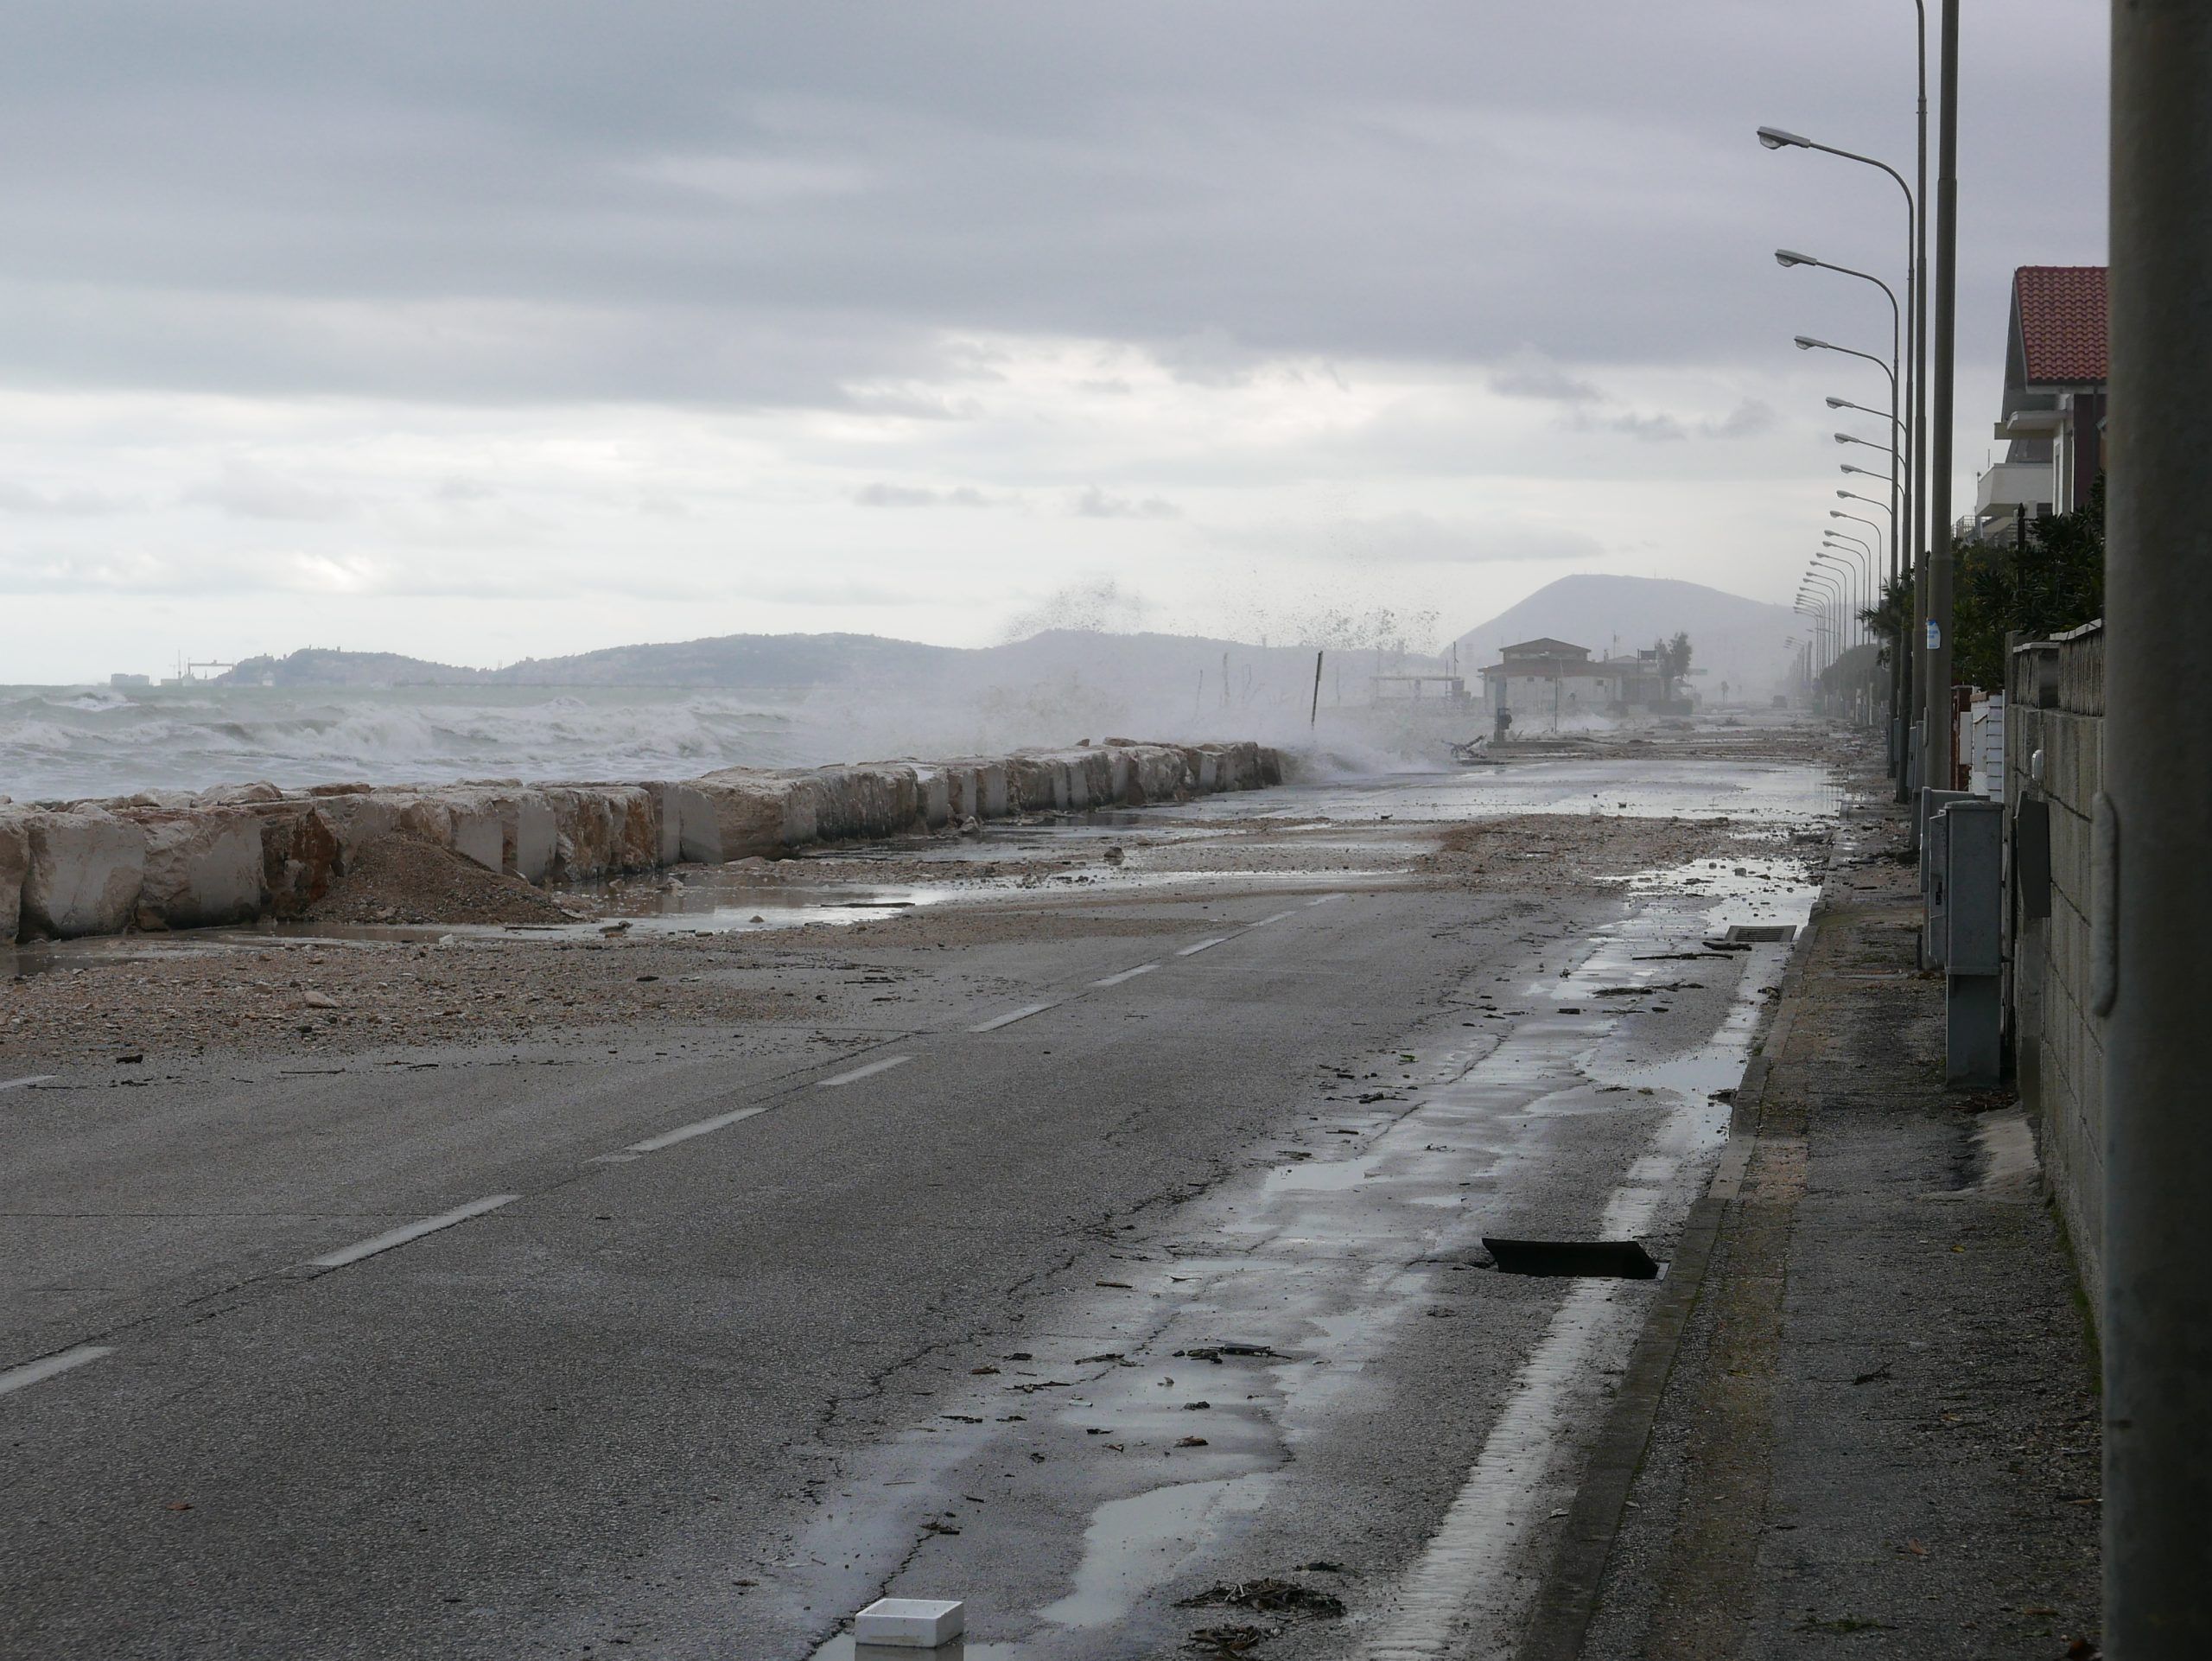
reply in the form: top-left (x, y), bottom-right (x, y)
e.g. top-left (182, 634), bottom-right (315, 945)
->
top-left (218, 647), bottom-right (482, 687)
top-left (215, 628), bottom-right (1382, 696)
top-left (1450, 575), bottom-right (1804, 699)
top-left (490, 632), bottom-right (957, 688)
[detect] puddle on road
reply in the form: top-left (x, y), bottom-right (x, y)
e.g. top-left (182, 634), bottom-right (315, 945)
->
top-left (1159, 758), bottom-right (1844, 830)
top-left (1037, 1479), bottom-right (1249, 1630)
top-left (772, 850), bottom-right (1823, 1659)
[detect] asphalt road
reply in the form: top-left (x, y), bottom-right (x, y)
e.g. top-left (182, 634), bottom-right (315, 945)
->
top-left (1, 761), bottom-right (1823, 1660)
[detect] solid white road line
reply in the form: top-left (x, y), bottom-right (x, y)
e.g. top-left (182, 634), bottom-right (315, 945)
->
top-left (969, 1002), bottom-right (1055, 1034)
top-left (1090, 963), bottom-right (1160, 988)
top-left (1249, 909), bottom-right (1301, 927)
top-left (0, 1344), bottom-right (114, 1400)
top-left (1175, 937), bottom-right (1229, 957)
top-left (302, 1194), bottom-right (521, 1270)
top-left (628, 1104), bottom-right (768, 1154)
top-left (818, 1055), bottom-right (914, 1088)
top-left (0, 1075), bottom-right (55, 1092)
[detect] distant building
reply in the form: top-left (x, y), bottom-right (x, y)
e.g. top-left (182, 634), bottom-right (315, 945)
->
top-left (1974, 265), bottom-right (2106, 542)
top-left (109, 673), bottom-right (151, 688)
top-left (1369, 673), bottom-right (1471, 706)
top-left (1479, 638), bottom-right (1675, 724)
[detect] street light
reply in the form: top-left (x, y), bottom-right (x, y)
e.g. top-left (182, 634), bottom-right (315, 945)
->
top-left (1837, 489), bottom-right (1896, 563)
top-left (1835, 431), bottom-right (1902, 460)
top-left (1827, 394), bottom-right (1904, 432)
top-left (1832, 507), bottom-right (1888, 552)
top-left (1778, 251), bottom-right (1904, 592)
top-left (1758, 123), bottom-right (1920, 586)
top-left (1824, 532), bottom-right (1876, 593)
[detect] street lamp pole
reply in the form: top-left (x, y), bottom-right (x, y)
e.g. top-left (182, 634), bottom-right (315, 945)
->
top-left (1815, 552), bottom-right (1870, 725)
top-left (1780, 251), bottom-right (1904, 576)
top-left (1760, 122), bottom-right (1921, 777)
top-left (1758, 139), bottom-right (1917, 595)
top-left (1923, 0), bottom-right (1960, 794)
top-left (2104, 2), bottom-right (2212, 1652)
top-left (1911, 0), bottom-right (1931, 802)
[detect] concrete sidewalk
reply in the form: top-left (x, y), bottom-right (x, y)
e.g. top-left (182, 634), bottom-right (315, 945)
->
top-left (1555, 761), bottom-right (2103, 1658)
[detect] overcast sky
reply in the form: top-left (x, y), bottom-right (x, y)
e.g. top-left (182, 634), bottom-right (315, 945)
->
top-left (0, 2), bottom-right (2107, 682)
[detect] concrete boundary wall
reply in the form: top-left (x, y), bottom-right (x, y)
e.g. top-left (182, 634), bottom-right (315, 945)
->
top-left (2004, 621), bottom-right (2106, 1323)
top-left (0, 739), bottom-right (1285, 945)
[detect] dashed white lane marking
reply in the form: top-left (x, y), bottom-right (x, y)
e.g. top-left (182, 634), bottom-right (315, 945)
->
top-left (1091, 964), bottom-right (1160, 988)
top-left (969, 1002), bottom-right (1055, 1034)
top-left (302, 1194), bottom-right (521, 1270)
top-left (818, 1055), bottom-right (914, 1087)
top-left (1306, 893), bottom-right (1345, 907)
top-left (1175, 937), bottom-right (1229, 957)
top-left (1249, 909), bottom-right (1300, 927)
top-left (0, 1075), bottom-right (55, 1092)
top-left (626, 1105), bottom-right (768, 1154)
top-left (0, 1344), bottom-right (114, 1400)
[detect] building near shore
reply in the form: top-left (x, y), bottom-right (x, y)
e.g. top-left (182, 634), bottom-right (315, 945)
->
top-left (1973, 264), bottom-right (2106, 544)
top-left (1479, 638), bottom-right (1674, 725)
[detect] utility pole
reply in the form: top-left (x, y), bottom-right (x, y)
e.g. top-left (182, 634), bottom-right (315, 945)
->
top-left (1922, 0), bottom-right (1960, 795)
top-left (2105, 3), bottom-right (2212, 1652)
top-left (1901, 0), bottom-right (1929, 802)
top-left (1309, 652), bottom-right (1324, 729)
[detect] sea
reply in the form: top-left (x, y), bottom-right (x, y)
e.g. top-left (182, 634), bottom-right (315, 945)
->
top-left (0, 674), bottom-right (1441, 805)
top-left (0, 683), bottom-right (836, 804)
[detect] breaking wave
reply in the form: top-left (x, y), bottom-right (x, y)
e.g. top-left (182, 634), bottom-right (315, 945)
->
top-left (0, 684), bottom-right (819, 803)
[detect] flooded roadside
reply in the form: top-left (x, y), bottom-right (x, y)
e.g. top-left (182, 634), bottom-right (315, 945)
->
top-left (764, 853), bottom-right (1822, 1659)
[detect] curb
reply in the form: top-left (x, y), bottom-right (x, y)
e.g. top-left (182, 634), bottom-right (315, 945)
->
top-left (1514, 901), bottom-right (1827, 1661)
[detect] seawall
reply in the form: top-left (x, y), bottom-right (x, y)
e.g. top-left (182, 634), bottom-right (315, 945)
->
top-left (0, 740), bottom-right (1287, 945)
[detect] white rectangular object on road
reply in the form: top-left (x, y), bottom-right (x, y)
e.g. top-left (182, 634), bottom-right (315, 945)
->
top-left (853, 1596), bottom-right (964, 1647)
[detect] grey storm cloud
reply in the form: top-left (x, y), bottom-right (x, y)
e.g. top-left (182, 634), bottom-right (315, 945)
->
top-left (0, 3), bottom-right (2105, 410)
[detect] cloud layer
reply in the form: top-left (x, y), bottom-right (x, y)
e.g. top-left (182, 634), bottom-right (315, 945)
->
top-left (0, 3), bottom-right (2108, 679)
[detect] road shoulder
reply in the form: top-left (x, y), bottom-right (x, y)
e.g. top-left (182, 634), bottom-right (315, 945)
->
top-left (1554, 765), bottom-right (2103, 1660)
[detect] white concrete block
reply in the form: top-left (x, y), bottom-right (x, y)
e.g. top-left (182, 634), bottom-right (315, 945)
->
top-left (22, 810), bottom-right (147, 939)
top-left (853, 1597), bottom-right (964, 1648)
top-left (450, 810), bottom-right (505, 874)
top-left (137, 811), bottom-right (267, 929)
top-left (515, 793), bottom-right (558, 882)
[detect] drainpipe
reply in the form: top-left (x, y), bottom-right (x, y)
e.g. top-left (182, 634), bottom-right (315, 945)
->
top-left (2104, 2), bottom-right (2212, 1653)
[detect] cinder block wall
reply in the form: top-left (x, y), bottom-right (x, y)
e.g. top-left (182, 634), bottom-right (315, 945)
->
top-left (2005, 621), bottom-right (2106, 1322)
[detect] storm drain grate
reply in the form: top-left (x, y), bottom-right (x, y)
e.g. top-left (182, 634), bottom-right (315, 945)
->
top-left (1481, 1237), bottom-right (1661, 1279)
top-left (1723, 923), bottom-right (1798, 944)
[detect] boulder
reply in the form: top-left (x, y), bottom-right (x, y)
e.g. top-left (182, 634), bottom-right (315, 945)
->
top-left (136, 810), bottom-right (267, 929)
top-left (683, 769), bottom-right (802, 862)
top-left (195, 780), bottom-right (287, 805)
top-left (0, 810), bottom-right (28, 942)
top-left (21, 809), bottom-right (147, 939)
top-left (258, 803), bottom-right (343, 917)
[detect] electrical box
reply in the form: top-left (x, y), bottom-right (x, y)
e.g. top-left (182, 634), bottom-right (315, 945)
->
top-left (1921, 787), bottom-right (1980, 961)
top-left (1943, 800), bottom-right (2004, 976)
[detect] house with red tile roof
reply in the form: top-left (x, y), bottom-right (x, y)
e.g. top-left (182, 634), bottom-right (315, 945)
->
top-left (1974, 265), bottom-right (2107, 541)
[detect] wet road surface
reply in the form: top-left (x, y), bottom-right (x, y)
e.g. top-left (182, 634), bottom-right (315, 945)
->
top-left (1, 751), bottom-right (1835, 1659)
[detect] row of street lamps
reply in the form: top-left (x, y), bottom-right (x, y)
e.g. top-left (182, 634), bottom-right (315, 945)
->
top-left (1756, 0), bottom-right (1953, 796)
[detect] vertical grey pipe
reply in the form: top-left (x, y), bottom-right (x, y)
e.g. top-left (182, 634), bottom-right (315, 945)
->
top-left (1923, 0), bottom-right (1959, 792)
top-left (1901, 0), bottom-right (1929, 801)
top-left (2106, 2), bottom-right (2212, 1652)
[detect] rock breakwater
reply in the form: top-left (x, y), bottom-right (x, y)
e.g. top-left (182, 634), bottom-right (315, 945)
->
top-left (0, 740), bottom-right (1285, 943)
